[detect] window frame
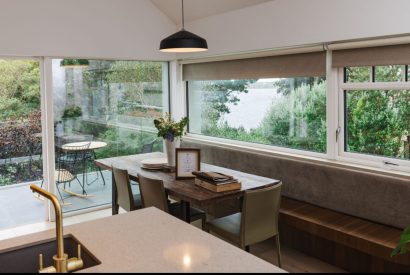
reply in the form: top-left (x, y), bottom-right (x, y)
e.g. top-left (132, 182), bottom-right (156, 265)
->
top-left (180, 55), bottom-right (410, 175)
top-left (336, 68), bottom-right (410, 173)
top-left (48, 58), bottom-right (171, 215)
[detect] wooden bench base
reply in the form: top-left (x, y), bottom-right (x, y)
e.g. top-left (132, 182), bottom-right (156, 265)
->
top-left (279, 197), bottom-right (410, 272)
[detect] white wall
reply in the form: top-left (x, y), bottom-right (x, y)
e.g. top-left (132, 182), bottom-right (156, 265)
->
top-left (181, 0), bottom-right (410, 58)
top-left (0, 0), bottom-right (176, 60)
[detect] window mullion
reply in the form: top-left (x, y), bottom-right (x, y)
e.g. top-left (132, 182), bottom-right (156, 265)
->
top-left (326, 50), bottom-right (338, 160)
top-left (337, 68), bottom-right (346, 161)
top-left (40, 57), bottom-right (56, 222)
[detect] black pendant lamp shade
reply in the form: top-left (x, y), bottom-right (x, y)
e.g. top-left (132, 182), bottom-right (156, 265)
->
top-left (160, 29), bottom-right (208, 53)
top-left (159, 0), bottom-right (208, 53)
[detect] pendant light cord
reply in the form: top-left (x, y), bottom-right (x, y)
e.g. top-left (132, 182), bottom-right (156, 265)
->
top-left (181, 0), bottom-right (185, 30)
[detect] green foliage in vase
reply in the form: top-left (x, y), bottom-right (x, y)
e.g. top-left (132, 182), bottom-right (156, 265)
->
top-left (154, 113), bottom-right (188, 142)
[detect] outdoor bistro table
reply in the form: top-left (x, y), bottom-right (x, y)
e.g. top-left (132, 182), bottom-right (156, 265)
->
top-left (95, 152), bottom-right (281, 222)
top-left (62, 141), bottom-right (107, 151)
top-left (62, 141), bottom-right (108, 187)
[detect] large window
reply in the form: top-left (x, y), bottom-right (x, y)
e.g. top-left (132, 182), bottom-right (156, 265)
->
top-left (185, 44), bottom-right (410, 172)
top-left (185, 51), bottom-right (327, 155)
top-left (52, 59), bottom-right (169, 212)
top-left (342, 65), bottom-right (410, 163)
top-left (188, 77), bottom-right (327, 153)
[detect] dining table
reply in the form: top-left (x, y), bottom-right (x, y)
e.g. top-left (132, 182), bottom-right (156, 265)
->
top-left (94, 152), bottom-right (281, 222)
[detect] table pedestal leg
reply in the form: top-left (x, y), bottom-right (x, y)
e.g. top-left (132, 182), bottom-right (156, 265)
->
top-left (181, 200), bottom-right (191, 223)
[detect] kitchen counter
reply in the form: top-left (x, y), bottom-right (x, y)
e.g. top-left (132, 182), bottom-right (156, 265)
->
top-left (0, 208), bottom-right (286, 273)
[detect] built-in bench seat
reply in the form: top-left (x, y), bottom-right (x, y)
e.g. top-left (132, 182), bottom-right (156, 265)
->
top-left (279, 197), bottom-right (410, 272)
top-left (182, 140), bottom-right (410, 272)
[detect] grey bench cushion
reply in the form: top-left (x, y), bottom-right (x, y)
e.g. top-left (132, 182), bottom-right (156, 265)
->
top-left (183, 141), bottom-right (410, 229)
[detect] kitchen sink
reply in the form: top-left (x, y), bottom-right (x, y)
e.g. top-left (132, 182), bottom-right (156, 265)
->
top-left (0, 234), bottom-right (101, 273)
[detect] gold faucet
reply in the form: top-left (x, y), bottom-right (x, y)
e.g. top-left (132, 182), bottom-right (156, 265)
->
top-left (30, 184), bottom-right (84, 273)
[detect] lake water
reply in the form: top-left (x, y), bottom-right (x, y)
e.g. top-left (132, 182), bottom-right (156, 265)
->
top-left (222, 88), bottom-right (282, 131)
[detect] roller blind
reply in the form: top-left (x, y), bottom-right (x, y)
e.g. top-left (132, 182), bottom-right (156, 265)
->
top-left (183, 51), bottom-right (326, 81)
top-left (332, 44), bottom-right (410, 67)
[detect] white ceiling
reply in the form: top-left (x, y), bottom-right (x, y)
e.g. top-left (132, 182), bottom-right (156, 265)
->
top-left (151, 0), bottom-right (273, 24)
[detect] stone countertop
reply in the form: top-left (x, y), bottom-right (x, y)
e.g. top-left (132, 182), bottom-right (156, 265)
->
top-left (0, 208), bottom-right (286, 273)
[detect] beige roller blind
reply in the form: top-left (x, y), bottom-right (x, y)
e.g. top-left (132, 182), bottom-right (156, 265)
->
top-left (332, 44), bottom-right (410, 67)
top-left (183, 51), bottom-right (326, 81)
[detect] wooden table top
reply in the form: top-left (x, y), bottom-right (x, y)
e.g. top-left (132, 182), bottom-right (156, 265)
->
top-left (62, 141), bottom-right (107, 151)
top-left (95, 152), bottom-right (280, 207)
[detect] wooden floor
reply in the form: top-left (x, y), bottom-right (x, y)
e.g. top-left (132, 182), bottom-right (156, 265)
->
top-left (250, 238), bottom-right (347, 273)
top-left (190, 219), bottom-right (347, 273)
top-left (0, 208), bottom-right (347, 273)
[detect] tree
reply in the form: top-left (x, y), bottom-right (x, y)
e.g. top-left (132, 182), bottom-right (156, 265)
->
top-left (345, 65), bottom-right (409, 159)
top-left (0, 60), bottom-right (40, 120)
top-left (346, 89), bottom-right (409, 158)
top-left (260, 82), bottom-right (326, 152)
top-left (274, 76), bottom-right (325, 95)
top-left (200, 79), bottom-right (255, 132)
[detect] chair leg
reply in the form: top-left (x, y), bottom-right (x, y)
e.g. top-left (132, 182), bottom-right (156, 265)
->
top-left (76, 178), bottom-right (87, 195)
top-left (275, 234), bottom-right (282, 268)
top-left (98, 166), bottom-right (106, 186)
top-left (93, 151), bottom-right (106, 186)
top-left (245, 245), bottom-right (250, 252)
top-left (56, 184), bottom-right (65, 204)
top-left (201, 215), bottom-right (206, 231)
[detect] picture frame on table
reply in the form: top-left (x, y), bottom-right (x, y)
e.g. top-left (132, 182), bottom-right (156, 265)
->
top-left (175, 148), bottom-right (201, 180)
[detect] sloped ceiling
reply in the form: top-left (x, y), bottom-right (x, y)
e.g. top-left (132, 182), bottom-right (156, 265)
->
top-left (151, 0), bottom-right (273, 24)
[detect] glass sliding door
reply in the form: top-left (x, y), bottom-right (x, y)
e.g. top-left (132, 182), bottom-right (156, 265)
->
top-left (0, 58), bottom-right (44, 229)
top-left (51, 59), bottom-right (169, 213)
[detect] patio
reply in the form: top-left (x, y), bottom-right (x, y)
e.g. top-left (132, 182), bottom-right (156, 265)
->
top-left (0, 170), bottom-right (139, 230)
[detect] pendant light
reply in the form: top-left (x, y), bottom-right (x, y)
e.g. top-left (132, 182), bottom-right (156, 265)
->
top-left (159, 0), bottom-right (208, 53)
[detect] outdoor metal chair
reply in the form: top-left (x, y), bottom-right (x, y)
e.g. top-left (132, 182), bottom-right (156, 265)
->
top-left (141, 139), bottom-right (157, 154)
top-left (53, 142), bottom-right (91, 204)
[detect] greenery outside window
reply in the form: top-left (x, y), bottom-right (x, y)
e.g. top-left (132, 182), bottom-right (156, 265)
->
top-left (342, 65), bottom-right (410, 166)
top-left (188, 77), bottom-right (327, 153)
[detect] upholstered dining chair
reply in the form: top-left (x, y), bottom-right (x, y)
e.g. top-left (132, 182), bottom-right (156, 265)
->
top-left (137, 173), bottom-right (206, 229)
top-left (205, 182), bottom-right (283, 268)
top-left (112, 166), bottom-right (142, 212)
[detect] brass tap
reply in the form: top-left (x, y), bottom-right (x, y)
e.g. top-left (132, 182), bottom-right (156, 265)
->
top-left (30, 184), bottom-right (84, 273)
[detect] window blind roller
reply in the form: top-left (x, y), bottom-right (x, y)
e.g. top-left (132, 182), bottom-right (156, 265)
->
top-left (332, 44), bottom-right (410, 67)
top-left (183, 51), bottom-right (326, 81)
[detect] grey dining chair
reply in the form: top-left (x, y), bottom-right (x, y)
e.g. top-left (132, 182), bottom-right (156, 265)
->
top-left (112, 166), bottom-right (142, 212)
top-left (138, 173), bottom-right (206, 229)
top-left (205, 182), bottom-right (283, 267)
